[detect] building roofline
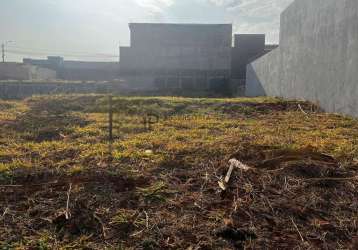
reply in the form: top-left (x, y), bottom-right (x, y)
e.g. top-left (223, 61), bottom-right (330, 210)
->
top-left (64, 60), bottom-right (118, 64)
top-left (129, 23), bottom-right (232, 28)
top-left (234, 34), bottom-right (265, 37)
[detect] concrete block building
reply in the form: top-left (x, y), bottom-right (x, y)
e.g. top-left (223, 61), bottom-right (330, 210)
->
top-left (23, 57), bottom-right (119, 81)
top-left (120, 23), bottom-right (233, 91)
top-left (232, 34), bottom-right (265, 81)
top-left (231, 34), bottom-right (277, 90)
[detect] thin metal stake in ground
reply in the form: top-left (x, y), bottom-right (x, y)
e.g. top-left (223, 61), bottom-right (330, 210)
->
top-left (108, 95), bottom-right (113, 156)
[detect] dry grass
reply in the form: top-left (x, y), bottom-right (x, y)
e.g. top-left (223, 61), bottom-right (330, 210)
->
top-left (0, 95), bottom-right (357, 249)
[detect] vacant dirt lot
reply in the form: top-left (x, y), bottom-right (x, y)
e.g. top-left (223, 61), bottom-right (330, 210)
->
top-left (0, 95), bottom-right (357, 249)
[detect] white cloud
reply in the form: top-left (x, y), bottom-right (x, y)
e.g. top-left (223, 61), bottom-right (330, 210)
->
top-left (205, 0), bottom-right (294, 43)
top-left (135, 0), bottom-right (175, 13)
top-left (206, 0), bottom-right (236, 6)
top-left (134, 0), bottom-right (294, 42)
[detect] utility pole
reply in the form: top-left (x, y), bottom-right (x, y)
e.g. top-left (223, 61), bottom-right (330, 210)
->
top-left (1, 43), bottom-right (4, 63)
top-left (2, 41), bottom-right (13, 63)
top-left (118, 41), bottom-right (121, 63)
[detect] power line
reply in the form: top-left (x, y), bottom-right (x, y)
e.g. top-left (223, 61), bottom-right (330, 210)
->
top-left (6, 45), bottom-right (119, 59)
top-left (7, 45), bottom-right (119, 56)
top-left (8, 45), bottom-right (95, 55)
top-left (7, 49), bottom-right (119, 59)
top-left (1, 44), bottom-right (4, 63)
top-left (7, 50), bottom-right (119, 58)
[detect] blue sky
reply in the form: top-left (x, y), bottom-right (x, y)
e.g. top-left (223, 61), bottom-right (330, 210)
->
top-left (1, 0), bottom-right (294, 62)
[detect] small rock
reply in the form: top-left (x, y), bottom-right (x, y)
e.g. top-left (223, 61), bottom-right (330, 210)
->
top-left (145, 150), bottom-right (153, 155)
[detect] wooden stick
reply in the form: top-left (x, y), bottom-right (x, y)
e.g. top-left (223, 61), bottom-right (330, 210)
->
top-left (298, 104), bottom-right (308, 116)
top-left (1, 207), bottom-right (9, 218)
top-left (291, 217), bottom-right (305, 242)
top-left (0, 184), bottom-right (23, 188)
top-left (65, 183), bottom-right (72, 220)
top-left (94, 213), bottom-right (107, 238)
top-left (224, 164), bottom-right (235, 184)
top-left (304, 176), bottom-right (358, 182)
top-left (144, 211), bottom-right (149, 229)
top-left (0, 181), bottom-right (59, 188)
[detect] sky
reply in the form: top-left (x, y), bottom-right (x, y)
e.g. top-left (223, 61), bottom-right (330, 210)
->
top-left (0, 0), bottom-right (294, 62)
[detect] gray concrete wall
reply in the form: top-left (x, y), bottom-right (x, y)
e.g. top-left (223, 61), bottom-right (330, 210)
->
top-left (246, 48), bottom-right (282, 97)
top-left (120, 23), bottom-right (232, 90)
top-left (0, 63), bottom-right (56, 81)
top-left (29, 66), bottom-right (57, 81)
top-left (122, 23), bottom-right (232, 72)
top-left (24, 58), bottom-right (119, 81)
top-left (0, 82), bottom-right (122, 99)
top-left (120, 46), bottom-right (231, 72)
top-left (246, 0), bottom-right (358, 117)
top-left (129, 23), bottom-right (232, 48)
top-left (231, 34), bottom-right (266, 80)
top-left (0, 63), bottom-right (31, 80)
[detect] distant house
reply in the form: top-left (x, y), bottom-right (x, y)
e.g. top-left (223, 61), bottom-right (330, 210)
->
top-left (0, 62), bottom-right (56, 81)
top-left (23, 57), bottom-right (119, 81)
top-left (62, 61), bottom-right (119, 81)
